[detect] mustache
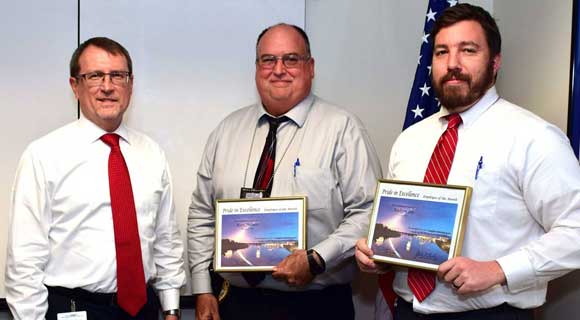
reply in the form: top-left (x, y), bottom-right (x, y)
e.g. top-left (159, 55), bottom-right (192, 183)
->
top-left (440, 69), bottom-right (471, 83)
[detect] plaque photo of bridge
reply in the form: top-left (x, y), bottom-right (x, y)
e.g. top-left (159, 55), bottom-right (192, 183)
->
top-left (367, 180), bottom-right (471, 271)
top-left (214, 197), bottom-right (306, 272)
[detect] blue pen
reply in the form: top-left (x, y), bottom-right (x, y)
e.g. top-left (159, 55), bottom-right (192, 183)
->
top-left (475, 156), bottom-right (483, 180)
top-left (293, 158), bottom-right (301, 177)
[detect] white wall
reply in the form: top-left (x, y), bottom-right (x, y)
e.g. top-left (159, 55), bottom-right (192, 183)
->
top-left (0, 0), bottom-right (78, 300)
top-left (495, 0), bottom-right (572, 132)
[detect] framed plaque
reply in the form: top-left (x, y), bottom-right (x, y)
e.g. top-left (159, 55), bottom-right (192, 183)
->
top-left (214, 196), bottom-right (306, 272)
top-left (367, 180), bottom-right (471, 271)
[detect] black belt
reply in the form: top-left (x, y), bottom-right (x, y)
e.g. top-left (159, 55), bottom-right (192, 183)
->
top-left (47, 286), bottom-right (120, 306)
top-left (395, 297), bottom-right (533, 319)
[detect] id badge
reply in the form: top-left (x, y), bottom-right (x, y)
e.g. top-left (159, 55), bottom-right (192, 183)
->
top-left (240, 187), bottom-right (265, 199)
top-left (57, 311), bottom-right (87, 320)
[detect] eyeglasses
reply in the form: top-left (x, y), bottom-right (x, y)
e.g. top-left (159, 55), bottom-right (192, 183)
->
top-left (76, 71), bottom-right (132, 87)
top-left (256, 54), bottom-right (311, 69)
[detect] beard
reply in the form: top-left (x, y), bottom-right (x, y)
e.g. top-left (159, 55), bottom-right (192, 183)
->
top-left (433, 61), bottom-right (495, 112)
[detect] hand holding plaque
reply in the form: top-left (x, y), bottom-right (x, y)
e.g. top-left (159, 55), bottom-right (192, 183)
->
top-left (367, 180), bottom-right (471, 271)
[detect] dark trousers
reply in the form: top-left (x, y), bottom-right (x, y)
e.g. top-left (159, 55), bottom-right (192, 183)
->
top-left (219, 284), bottom-right (355, 320)
top-left (394, 298), bottom-right (534, 320)
top-left (46, 286), bottom-right (159, 320)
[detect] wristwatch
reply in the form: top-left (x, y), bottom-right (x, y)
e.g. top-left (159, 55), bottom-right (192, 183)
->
top-left (307, 249), bottom-right (326, 275)
top-left (163, 309), bottom-right (181, 319)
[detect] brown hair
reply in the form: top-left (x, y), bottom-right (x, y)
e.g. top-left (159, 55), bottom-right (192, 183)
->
top-left (432, 3), bottom-right (501, 58)
top-left (70, 37), bottom-right (132, 77)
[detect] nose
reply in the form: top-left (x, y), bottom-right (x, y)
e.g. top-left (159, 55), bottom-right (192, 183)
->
top-left (272, 58), bottom-right (286, 76)
top-left (100, 75), bottom-right (114, 91)
top-left (447, 50), bottom-right (461, 72)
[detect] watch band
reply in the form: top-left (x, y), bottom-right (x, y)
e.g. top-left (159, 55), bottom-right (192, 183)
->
top-left (163, 309), bottom-right (181, 318)
top-left (307, 249), bottom-right (326, 275)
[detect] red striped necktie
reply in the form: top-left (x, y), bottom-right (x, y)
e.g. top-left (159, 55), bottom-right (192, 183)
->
top-left (101, 133), bottom-right (147, 316)
top-left (407, 113), bottom-right (462, 302)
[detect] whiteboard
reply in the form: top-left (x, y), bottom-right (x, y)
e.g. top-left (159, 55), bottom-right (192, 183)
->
top-left (0, 0), bottom-right (304, 298)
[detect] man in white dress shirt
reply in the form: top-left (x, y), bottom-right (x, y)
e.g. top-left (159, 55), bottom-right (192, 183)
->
top-left (5, 37), bottom-right (185, 320)
top-left (355, 4), bottom-right (580, 320)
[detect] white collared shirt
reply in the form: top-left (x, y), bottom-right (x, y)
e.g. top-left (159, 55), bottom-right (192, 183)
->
top-left (6, 116), bottom-right (186, 320)
top-left (390, 86), bottom-right (580, 313)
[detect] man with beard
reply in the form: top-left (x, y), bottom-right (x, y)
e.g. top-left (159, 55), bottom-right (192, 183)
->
top-left (355, 4), bottom-right (580, 319)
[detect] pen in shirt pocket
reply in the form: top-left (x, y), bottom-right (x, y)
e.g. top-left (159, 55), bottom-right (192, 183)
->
top-left (475, 156), bottom-right (483, 180)
top-left (293, 158), bottom-right (300, 177)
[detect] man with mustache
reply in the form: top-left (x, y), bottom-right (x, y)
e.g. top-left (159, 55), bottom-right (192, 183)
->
top-left (188, 23), bottom-right (382, 320)
top-left (5, 37), bottom-right (185, 320)
top-left (355, 4), bottom-right (580, 319)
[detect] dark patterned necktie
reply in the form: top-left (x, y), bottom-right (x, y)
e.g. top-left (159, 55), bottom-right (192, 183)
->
top-left (243, 116), bottom-right (288, 287)
top-left (252, 116), bottom-right (290, 197)
top-left (101, 133), bottom-right (147, 316)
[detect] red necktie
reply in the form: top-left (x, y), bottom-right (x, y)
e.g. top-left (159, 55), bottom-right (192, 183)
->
top-left (407, 113), bottom-right (462, 302)
top-left (101, 133), bottom-right (147, 316)
top-left (378, 114), bottom-right (462, 307)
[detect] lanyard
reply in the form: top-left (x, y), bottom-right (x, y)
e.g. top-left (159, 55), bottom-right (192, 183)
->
top-left (242, 116), bottom-right (299, 188)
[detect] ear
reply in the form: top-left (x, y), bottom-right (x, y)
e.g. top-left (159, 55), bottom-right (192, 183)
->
top-left (308, 57), bottom-right (315, 79)
top-left (128, 75), bottom-right (134, 93)
top-left (492, 54), bottom-right (502, 75)
top-left (69, 77), bottom-right (80, 99)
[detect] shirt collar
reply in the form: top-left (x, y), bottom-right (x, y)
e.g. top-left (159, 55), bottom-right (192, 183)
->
top-left (439, 86), bottom-right (499, 128)
top-left (256, 94), bottom-right (315, 127)
top-left (77, 113), bottom-right (131, 145)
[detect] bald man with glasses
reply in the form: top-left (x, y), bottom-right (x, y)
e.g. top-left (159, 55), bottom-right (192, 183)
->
top-left (188, 23), bottom-right (382, 320)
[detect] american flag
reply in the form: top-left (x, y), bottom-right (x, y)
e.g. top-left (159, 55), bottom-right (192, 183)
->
top-left (377, 1), bottom-right (457, 319)
top-left (402, 0), bottom-right (457, 130)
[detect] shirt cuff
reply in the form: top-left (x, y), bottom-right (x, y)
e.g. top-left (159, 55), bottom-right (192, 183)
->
top-left (496, 250), bottom-right (536, 293)
top-left (191, 271), bottom-right (213, 294)
top-left (312, 238), bottom-right (341, 269)
top-left (158, 288), bottom-right (180, 311)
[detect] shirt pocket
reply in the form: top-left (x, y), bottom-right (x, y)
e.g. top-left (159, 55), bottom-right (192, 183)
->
top-left (291, 167), bottom-right (333, 211)
top-left (452, 154), bottom-right (500, 228)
